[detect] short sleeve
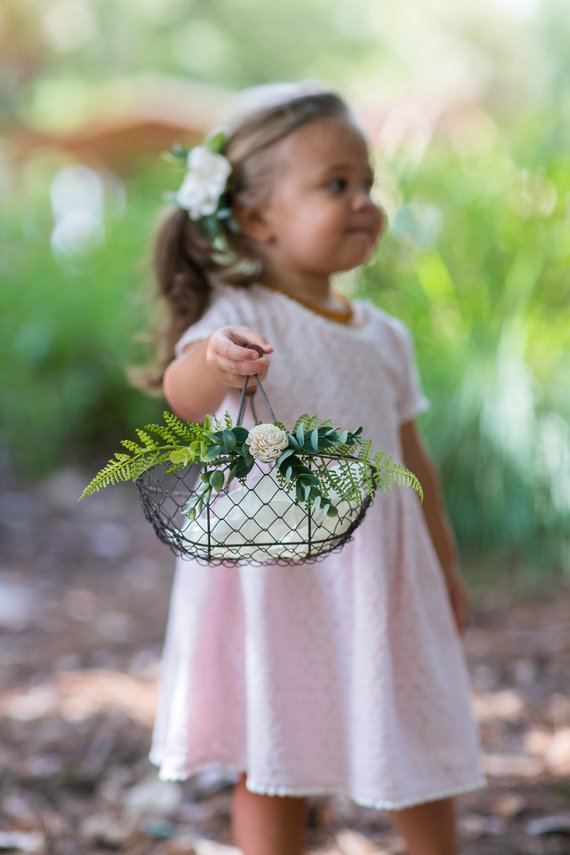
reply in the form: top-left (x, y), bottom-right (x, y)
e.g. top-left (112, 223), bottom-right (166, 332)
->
top-left (174, 284), bottom-right (255, 357)
top-left (393, 321), bottom-right (430, 423)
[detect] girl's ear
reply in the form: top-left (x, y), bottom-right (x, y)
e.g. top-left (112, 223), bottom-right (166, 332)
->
top-left (234, 200), bottom-right (274, 243)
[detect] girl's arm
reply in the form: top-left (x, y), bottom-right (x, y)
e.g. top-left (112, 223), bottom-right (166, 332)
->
top-left (399, 419), bottom-right (469, 635)
top-left (163, 325), bottom-right (273, 422)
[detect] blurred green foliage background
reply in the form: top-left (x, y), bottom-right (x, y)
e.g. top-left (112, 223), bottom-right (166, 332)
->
top-left (1, 0), bottom-right (568, 575)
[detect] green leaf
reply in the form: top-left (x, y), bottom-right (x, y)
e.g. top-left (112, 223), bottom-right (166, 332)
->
top-left (202, 443), bottom-right (224, 462)
top-left (205, 129), bottom-right (227, 154)
top-left (223, 429), bottom-right (237, 451)
top-left (232, 427), bottom-right (249, 443)
top-left (235, 457), bottom-right (254, 479)
top-left (277, 448), bottom-right (295, 467)
top-left (226, 216), bottom-right (241, 234)
top-left (287, 433), bottom-right (300, 450)
top-left (295, 424), bottom-right (305, 446)
top-left (209, 470), bottom-right (225, 492)
top-left (310, 429), bottom-right (319, 451)
top-left (227, 461), bottom-right (239, 487)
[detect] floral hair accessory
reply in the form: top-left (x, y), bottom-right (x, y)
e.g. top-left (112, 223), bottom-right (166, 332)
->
top-left (163, 126), bottom-right (240, 252)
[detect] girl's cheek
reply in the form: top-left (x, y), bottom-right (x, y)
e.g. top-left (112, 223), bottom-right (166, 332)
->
top-left (376, 207), bottom-right (387, 238)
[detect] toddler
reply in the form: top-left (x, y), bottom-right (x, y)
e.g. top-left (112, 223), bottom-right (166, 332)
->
top-left (145, 81), bottom-right (485, 855)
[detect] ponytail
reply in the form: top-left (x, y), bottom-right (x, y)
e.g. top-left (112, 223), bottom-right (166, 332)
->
top-left (132, 206), bottom-right (256, 393)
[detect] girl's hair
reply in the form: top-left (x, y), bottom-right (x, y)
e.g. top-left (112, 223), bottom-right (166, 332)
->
top-left (137, 81), bottom-right (352, 392)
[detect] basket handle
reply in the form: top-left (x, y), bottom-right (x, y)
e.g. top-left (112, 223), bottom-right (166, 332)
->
top-left (236, 344), bottom-right (278, 426)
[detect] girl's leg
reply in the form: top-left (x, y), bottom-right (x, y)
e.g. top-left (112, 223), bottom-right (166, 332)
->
top-left (232, 773), bottom-right (307, 855)
top-left (388, 796), bottom-right (457, 855)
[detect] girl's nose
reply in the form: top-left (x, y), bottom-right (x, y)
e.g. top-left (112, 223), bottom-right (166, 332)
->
top-left (352, 188), bottom-right (378, 211)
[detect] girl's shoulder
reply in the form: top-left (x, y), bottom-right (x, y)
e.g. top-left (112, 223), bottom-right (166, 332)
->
top-left (355, 298), bottom-right (414, 342)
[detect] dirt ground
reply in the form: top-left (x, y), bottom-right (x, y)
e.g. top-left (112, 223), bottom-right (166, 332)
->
top-left (1, 467), bottom-right (569, 854)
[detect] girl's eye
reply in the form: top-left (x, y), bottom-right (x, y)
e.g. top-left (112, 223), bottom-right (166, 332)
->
top-left (327, 178), bottom-right (348, 193)
top-left (363, 178), bottom-right (374, 194)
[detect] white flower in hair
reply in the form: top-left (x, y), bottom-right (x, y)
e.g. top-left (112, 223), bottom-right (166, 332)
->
top-left (246, 424), bottom-right (289, 462)
top-left (175, 145), bottom-right (232, 219)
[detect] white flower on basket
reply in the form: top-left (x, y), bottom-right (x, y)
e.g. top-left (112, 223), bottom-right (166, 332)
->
top-left (246, 423), bottom-right (289, 462)
top-left (176, 146), bottom-right (232, 219)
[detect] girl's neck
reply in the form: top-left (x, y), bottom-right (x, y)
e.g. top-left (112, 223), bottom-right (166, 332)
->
top-left (258, 269), bottom-right (332, 304)
top-left (257, 271), bottom-right (354, 325)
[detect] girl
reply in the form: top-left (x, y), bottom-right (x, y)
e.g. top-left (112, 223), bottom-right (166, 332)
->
top-left (146, 82), bottom-right (485, 855)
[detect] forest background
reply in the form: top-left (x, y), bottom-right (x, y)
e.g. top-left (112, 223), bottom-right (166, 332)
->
top-left (1, 0), bottom-right (569, 578)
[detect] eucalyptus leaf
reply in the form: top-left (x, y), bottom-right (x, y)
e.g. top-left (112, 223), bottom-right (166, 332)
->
top-left (223, 429), bottom-right (237, 451)
top-left (232, 427), bottom-right (249, 443)
top-left (209, 470), bottom-right (225, 492)
top-left (202, 444), bottom-right (224, 462)
top-left (277, 448), bottom-right (295, 467)
top-left (287, 433), bottom-right (300, 450)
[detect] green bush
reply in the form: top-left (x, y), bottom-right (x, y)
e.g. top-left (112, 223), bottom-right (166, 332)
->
top-left (357, 116), bottom-right (569, 572)
top-left (0, 155), bottom-right (166, 476)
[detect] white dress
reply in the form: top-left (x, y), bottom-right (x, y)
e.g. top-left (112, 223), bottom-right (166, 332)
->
top-left (150, 282), bottom-right (485, 808)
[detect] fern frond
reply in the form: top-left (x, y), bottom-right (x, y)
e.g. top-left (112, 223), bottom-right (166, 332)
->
top-left (143, 423), bottom-right (179, 444)
top-left (135, 428), bottom-right (157, 448)
top-left (121, 439), bottom-right (143, 454)
top-left (79, 448), bottom-right (172, 499)
top-left (162, 411), bottom-right (199, 442)
top-left (389, 463), bottom-right (424, 502)
top-left (292, 413), bottom-right (319, 432)
top-left (358, 438), bottom-right (373, 462)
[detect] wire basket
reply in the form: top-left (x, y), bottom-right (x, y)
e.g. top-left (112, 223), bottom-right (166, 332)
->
top-left (137, 457), bottom-right (375, 565)
top-left (136, 365), bottom-right (377, 565)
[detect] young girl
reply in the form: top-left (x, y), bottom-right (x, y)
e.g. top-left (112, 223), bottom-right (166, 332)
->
top-left (146, 81), bottom-right (485, 855)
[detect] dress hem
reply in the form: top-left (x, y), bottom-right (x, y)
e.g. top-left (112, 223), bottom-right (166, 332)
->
top-left (149, 752), bottom-right (486, 810)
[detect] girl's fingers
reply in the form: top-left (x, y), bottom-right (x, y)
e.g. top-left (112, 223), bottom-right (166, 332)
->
top-left (206, 327), bottom-right (272, 389)
top-left (218, 361), bottom-right (269, 391)
top-left (216, 326), bottom-right (273, 359)
top-left (215, 354), bottom-right (270, 378)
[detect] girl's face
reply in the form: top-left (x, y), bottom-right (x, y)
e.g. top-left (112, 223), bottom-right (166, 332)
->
top-left (249, 116), bottom-right (385, 286)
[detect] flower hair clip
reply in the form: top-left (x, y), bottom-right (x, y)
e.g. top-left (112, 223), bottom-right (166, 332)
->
top-left (163, 126), bottom-right (241, 252)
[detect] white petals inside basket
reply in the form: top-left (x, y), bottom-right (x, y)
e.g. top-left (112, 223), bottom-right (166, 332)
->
top-left (179, 461), bottom-right (365, 561)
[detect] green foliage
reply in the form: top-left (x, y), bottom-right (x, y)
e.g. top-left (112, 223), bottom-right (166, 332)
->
top-left (80, 411), bottom-right (422, 524)
top-left (358, 117), bottom-right (570, 571)
top-left (79, 412), bottom-right (206, 498)
top-left (0, 159), bottom-right (167, 477)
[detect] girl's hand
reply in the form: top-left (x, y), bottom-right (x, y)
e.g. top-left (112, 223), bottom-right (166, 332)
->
top-left (206, 326), bottom-right (273, 392)
top-left (442, 565), bottom-right (470, 636)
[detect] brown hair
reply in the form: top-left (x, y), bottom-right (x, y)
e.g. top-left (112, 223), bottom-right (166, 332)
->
top-left (136, 84), bottom-right (351, 392)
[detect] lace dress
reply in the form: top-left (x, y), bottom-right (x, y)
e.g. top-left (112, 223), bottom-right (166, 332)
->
top-left (149, 282), bottom-right (485, 808)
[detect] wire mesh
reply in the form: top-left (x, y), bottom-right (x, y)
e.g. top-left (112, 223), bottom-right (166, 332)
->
top-left (136, 455), bottom-right (375, 565)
